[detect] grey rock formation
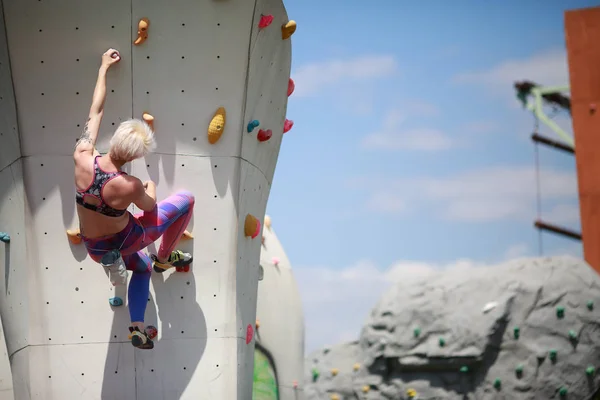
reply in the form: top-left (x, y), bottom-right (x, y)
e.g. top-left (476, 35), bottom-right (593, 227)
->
top-left (305, 256), bottom-right (600, 400)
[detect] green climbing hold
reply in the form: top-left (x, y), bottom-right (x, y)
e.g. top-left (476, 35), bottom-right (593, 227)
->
top-left (586, 366), bottom-right (596, 376)
top-left (493, 378), bottom-right (501, 389)
top-left (556, 306), bottom-right (565, 318)
top-left (568, 330), bottom-right (577, 340)
top-left (439, 338), bottom-right (445, 347)
top-left (516, 364), bottom-right (524, 375)
top-left (0, 232), bottom-right (10, 243)
top-left (559, 386), bottom-right (567, 396)
top-left (587, 301), bottom-right (594, 311)
top-left (311, 368), bottom-right (320, 382)
top-left (460, 366), bottom-right (468, 373)
top-left (549, 349), bottom-right (557, 361)
top-left (413, 327), bottom-right (421, 338)
top-left (513, 326), bottom-right (520, 339)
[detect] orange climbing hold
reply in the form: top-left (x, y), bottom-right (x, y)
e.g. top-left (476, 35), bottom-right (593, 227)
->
top-left (330, 395), bottom-right (340, 400)
top-left (287, 78), bottom-right (295, 96)
top-left (142, 112), bottom-right (155, 130)
top-left (208, 107), bottom-right (226, 144)
top-left (181, 230), bottom-right (193, 240)
top-left (134, 18), bottom-right (150, 45)
top-left (281, 20), bottom-right (297, 40)
top-left (257, 129), bottom-right (272, 142)
top-left (256, 318), bottom-right (260, 329)
top-left (259, 14), bottom-right (274, 29)
top-left (244, 214), bottom-right (261, 239)
top-left (66, 229), bottom-right (82, 245)
top-left (362, 386), bottom-right (370, 393)
top-left (283, 119), bottom-right (294, 133)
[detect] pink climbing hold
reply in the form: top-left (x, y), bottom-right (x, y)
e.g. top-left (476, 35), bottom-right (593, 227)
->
top-left (257, 129), bottom-right (272, 142)
top-left (283, 119), bottom-right (294, 133)
top-left (287, 78), bottom-right (295, 96)
top-left (259, 14), bottom-right (274, 29)
top-left (246, 324), bottom-right (254, 344)
top-left (272, 256), bottom-right (280, 266)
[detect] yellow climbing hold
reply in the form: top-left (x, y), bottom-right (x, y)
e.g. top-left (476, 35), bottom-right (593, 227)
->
top-left (256, 318), bottom-right (260, 329)
top-left (281, 20), bottom-right (296, 40)
top-left (331, 368), bottom-right (339, 376)
top-left (142, 112), bottom-right (155, 130)
top-left (264, 215), bottom-right (272, 230)
top-left (362, 385), bottom-right (370, 393)
top-left (353, 363), bottom-right (360, 371)
top-left (66, 229), bottom-right (82, 245)
top-left (407, 388), bottom-right (417, 398)
top-left (208, 107), bottom-right (226, 144)
top-left (330, 395), bottom-right (340, 400)
top-left (180, 230), bottom-right (193, 240)
top-left (134, 18), bottom-right (150, 45)
top-left (244, 214), bottom-right (261, 239)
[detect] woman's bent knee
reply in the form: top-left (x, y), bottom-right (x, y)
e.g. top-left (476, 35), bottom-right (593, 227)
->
top-left (175, 190), bottom-right (195, 207)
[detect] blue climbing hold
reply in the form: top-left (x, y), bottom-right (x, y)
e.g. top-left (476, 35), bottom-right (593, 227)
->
top-left (247, 120), bottom-right (260, 133)
top-left (0, 232), bottom-right (10, 243)
top-left (109, 297), bottom-right (123, 307)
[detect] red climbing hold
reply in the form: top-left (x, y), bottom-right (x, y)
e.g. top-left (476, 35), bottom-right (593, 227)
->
top-left (283, 119), bottom-right (294, 133)
top-left (257, 129), bottom-right (272, 142)
top-left (287, 78), bottom-right (295, 96)
top-left (259, 14), bottom-right (274, 29)
top-left (246, 324), bottom-right (254, 344)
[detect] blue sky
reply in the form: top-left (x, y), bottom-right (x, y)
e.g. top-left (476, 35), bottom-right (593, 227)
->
top-left (264, 1), bottom-right (595, 353)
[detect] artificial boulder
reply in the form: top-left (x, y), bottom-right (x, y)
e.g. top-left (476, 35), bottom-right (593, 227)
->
top-left (305, 256), bottom-right (600, 399)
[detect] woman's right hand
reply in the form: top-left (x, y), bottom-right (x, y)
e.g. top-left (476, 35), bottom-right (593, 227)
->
top-left (101, 48), bottom-right (121, 68)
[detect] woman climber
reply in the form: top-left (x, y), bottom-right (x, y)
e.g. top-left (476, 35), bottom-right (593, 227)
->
top-left (73, 48), bottom-right (194, 349)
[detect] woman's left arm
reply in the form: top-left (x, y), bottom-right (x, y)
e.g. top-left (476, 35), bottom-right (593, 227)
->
top-left (74, 49), bottom-right (120, 156)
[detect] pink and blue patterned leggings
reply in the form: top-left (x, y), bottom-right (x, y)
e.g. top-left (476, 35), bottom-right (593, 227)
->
top-left (82, 190), bottom-right (195, 323)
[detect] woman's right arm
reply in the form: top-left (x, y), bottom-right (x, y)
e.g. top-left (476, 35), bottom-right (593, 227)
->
top-left (131, 179), bottom-right (156, 211)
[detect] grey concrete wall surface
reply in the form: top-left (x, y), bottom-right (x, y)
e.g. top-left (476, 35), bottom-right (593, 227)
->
top-left (305, 256), bottom-right (600, 400)
top-left (0, 0), bottom-right (296, 398)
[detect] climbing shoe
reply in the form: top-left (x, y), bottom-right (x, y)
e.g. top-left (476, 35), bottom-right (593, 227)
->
top-left (129, 326), bottom-right (154, 350)
top-left (151, 250), bottom-right (193, 273)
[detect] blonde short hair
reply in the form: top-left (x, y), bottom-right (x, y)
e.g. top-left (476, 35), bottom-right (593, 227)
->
top-left (109, 118), bottom-right (156, 161)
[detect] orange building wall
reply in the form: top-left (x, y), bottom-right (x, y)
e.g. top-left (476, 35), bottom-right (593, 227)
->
top-left (565, 6), bottom-right (600, 274)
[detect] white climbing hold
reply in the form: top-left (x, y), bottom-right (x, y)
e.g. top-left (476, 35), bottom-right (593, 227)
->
top-left (482, 301), bottom-right (498, 313)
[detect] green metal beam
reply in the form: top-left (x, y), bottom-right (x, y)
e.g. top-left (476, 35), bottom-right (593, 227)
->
top-left (525, 85), bottom-right (574, 147)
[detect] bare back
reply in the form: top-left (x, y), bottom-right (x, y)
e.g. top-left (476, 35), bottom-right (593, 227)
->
top-left (74, 153), bottom-right (135, 238)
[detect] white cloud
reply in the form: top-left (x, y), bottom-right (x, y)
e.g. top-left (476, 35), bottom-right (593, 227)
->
top-left (292, 55), bottom-right (398, 97)
top-left (545, 203), bottom-right (581, 225)
top-left (361, 109), bottom-right (453, 152)
top-left (454, 48), bottom-right (568, 90)
top-left (503, 243), bottom-right (531, 260)
top-left (355, 165), bottom-right (577, 222)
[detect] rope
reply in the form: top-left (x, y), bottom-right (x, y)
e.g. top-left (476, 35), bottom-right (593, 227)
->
top-left (533, 115), bottom-right (543, 256)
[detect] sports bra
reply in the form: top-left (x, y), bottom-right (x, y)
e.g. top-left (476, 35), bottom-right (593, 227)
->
top-left (75, 156), bottom-right (128, 217)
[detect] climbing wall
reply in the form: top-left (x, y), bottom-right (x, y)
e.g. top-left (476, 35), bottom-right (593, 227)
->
top-left (0, 0), bottom-right (295, 398)
top-left (254, 217), bottom-right (305, 399)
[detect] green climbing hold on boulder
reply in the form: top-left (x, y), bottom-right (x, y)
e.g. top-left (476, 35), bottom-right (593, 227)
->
top-left (586, 366), bottom-right (595, 376)
top-left (513, 326), bottom-right (520, 339)
top-left (556, 306), bottom-right (565, 318)
top-left (413, 327), bottom-right (421, 338)
top-left (516, 364), bottom-right (524, 377)
top-left (559, 386), bottom-right (567, 397)
top-left (587, 300), bottom-right (594, 310)
top-left (439, 338), bottom-right (445, 347)
top-left (460, 366), bottom-right (468, 373)
top-left (493, 378), bottom-right (501, 389)
top-left (568, 330), bottom-right (577, 340)
top-left (549, 349), bottom-right (557, 361)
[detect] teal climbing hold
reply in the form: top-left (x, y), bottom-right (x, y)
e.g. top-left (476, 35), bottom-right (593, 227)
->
top-left (586, 366), bottom-right (595, 376)
top-left (247, 120), bottom-right (260, 133)
top-left (459, 366), bottom-right (468, 373)
top-left (587, 300), bottom-right (594, 310)
top-left (516, 364), bottom-right (524, 376)
top-left (556, 306), bottom-right (565, 318)
top-left (413, 327), bottom-right (421, 338)
top-left (513, 326), bottom-right (520, 339)
top-left (493, 378), bottom-right (501, 389)
top-left (549, 349), bottom-right (557, 361)
top-left (311, 367), bottom-right (320, 382)
top-left (559, 386), bottom-right (567, 396)
top-left (439, 338), bottom-right (446, 347)
top-left (0, 232), bottom-right (10, 243)
top-left (109, 297), bottom-right (123, 307)
top-left (568, 330), bottom-right (577, 340)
